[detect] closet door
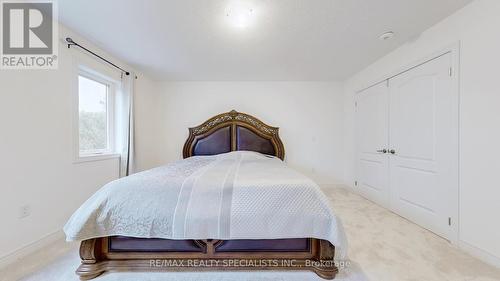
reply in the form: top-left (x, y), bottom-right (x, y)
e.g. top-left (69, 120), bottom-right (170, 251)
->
top-left (356, 82), bottom-right (390, 207)
top-left (388, 53), bottom-right (456, 239)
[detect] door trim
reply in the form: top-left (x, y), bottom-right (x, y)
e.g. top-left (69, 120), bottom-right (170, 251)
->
top-left (356, 42), bottom-right (460, 94)
top-left (354, 42), bottom-right (460, 245)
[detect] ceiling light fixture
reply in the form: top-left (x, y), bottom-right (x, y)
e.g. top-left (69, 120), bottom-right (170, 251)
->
top-left (225, 2), bottom-right (255, 29)
top-left (379, 31), bottom-right (395, 41)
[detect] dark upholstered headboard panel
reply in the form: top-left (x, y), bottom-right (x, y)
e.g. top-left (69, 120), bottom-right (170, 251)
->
top-left (183, 110), bottom-right (285, 160)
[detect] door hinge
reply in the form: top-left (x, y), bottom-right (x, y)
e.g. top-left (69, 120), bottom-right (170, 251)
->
top-left (449, 67), bottom-right (453, 77)
top-left (354, 181), bottom-right (358, 186)
top-left (355, 101), bottom-right (358, 107)
top-left (448, 217), bottom-right (452, 226)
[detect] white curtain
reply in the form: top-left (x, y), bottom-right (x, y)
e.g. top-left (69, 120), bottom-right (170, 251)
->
top-left (117, 71), bottom-right (135, 177)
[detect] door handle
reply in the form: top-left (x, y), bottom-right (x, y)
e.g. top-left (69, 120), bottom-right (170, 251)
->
top-left (377, 149), bottom-right (387, 153)
top-left (389, 149), bottom-right (396, 154)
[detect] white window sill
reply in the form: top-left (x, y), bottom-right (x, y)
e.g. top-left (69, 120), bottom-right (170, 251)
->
top-left (74, 153), bottom-right (120, 164)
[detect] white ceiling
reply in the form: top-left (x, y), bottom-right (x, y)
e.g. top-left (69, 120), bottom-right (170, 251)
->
top-left (58, 0), bottom-right (472, 81)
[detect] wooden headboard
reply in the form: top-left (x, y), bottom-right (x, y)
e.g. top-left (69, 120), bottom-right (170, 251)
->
top-left (183, 110), bottom-right (285, 160)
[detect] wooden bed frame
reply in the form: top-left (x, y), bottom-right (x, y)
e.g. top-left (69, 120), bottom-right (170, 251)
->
top-left (76, 110), bottom-right (338, 280)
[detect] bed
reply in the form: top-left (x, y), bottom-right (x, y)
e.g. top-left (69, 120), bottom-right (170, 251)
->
top-left (64, 110), bottom-right (347, 280)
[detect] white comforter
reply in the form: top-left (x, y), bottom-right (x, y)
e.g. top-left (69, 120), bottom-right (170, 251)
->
top-left (64, 151), bottom-right (347, 258)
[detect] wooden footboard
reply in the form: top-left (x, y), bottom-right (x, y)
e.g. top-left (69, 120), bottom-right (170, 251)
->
top-left (76, 237), bottom-right (338, 280)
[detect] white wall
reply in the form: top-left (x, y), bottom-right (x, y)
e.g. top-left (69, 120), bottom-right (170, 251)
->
top-left (343, 0), bottom-right (500, 265)
top-left (156, 81), bottom-right (344, 185)
top-left (134, 76), bottom-right (163, 172)
top-left (0, 25), bottom-right (157, 263)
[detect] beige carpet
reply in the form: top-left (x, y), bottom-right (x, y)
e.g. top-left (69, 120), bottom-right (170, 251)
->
top-left (3, 187), bottom-right (500, 281)
top-left (325, 188), bottom-right (500, 281)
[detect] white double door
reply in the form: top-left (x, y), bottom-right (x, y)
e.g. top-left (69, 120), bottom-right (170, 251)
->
top-left (356, 53), bottom-right (458, 240)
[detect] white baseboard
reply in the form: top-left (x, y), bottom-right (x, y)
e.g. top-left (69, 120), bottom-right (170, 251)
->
top-left (459, 240), bottom-right (500, 269)
top-left (0, 230), bottom-right (65, 270)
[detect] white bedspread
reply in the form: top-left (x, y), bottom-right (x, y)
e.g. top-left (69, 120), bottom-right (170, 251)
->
top-left (64, 151), bottom-right (347, 258)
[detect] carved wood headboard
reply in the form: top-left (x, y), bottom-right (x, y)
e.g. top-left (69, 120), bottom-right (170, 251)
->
top-left (183, 110), bottom-right (285, 160)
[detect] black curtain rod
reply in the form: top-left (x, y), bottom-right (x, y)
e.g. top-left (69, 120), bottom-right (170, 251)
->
top-left (65, 37), bottom-right (130, 76)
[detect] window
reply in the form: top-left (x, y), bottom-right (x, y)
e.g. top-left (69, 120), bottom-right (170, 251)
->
top-left (77, 71), bottom-right (116, 158)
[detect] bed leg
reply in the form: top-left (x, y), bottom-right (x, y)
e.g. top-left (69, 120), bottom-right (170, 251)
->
top-left (313, 267), bottom-right (336, 279)
top-left (76, 268), bottom-right (104, 281)
top-left (312, 240), bottom-right (338, 279)
top-left (76, 239), bottom-right (105, 280)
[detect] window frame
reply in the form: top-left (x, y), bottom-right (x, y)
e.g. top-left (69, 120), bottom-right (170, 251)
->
top-left (74, 67), bottom-right (120, 163)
